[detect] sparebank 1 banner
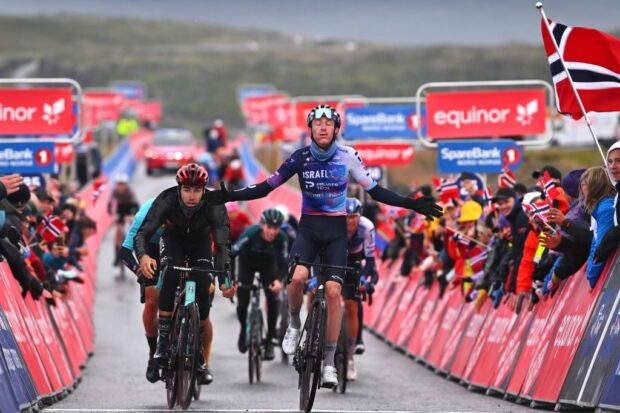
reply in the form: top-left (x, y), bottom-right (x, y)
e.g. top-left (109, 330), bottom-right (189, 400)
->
top-left (342, 104), bottom-right (423, 140)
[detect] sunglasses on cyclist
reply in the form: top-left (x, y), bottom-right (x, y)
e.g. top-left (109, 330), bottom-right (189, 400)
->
top-left (310, 107), bottom-right (336, 121)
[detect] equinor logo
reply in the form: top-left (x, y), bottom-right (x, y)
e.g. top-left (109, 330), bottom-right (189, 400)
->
top-left (432, 99), bottom-right (540, 129)
top-left (0, 98), bottom-right (65, 125)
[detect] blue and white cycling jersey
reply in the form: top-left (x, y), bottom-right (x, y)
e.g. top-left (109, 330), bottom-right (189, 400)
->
top-left (122, 198), bottom-right (163, 250)
top-left (266, 144), bottom-right (376, 216)
top-left (348, 216), bottom-right (375, 258)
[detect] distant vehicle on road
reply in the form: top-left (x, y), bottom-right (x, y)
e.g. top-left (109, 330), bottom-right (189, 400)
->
top-left (145, 128), bottom-right (200, 175)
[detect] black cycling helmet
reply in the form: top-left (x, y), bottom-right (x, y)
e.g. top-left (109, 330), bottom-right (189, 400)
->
top-left (345, 197), bottom-right (363, 215)
top-left (260, 208), bottom-right (284, 227)
top-left (306, 104), bottom-right (341, 129)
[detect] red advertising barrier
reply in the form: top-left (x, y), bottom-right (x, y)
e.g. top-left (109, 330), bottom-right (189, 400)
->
top-left (407, 282), bottom-right (441, 357)
top-left (375, 272), bottom-right (412, 336)
top-left (425, 287), bottom-right (464, 369)
top-left (437, 302), bottom-right (475, 374)
top-left (392, 274), bottom-right (433, 348)
top-left (505, 286), bottom-right (558, 398)
top-left (426, 89), bottom-right (546, 139)
top-left (25, 298), bottom-right (74, 388)
top-left (419, 286), bottom-right (461, 364)
top-left (383, 272), bottom-right (421, 346)
top-left (488, 306), bottom-right (535, 395)
top-left (528, 263), bottom-right (609, 405)
top-left (0, 88), bottom-right (76, 135)
top-left (369, 259), bottom-right (401, 331)
top-left (449, 302), bottom-right (491, 380)
top-left (514, 273), bottom-right (581, 401)
top-left (465, 303), bottom-right (518, 389)
top-left (0, 263), bottom-right (52, 396)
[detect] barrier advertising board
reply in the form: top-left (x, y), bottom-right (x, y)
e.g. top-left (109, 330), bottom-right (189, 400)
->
top-left (342, 104), bottom-right (423, 140)
top-left (437, 139), bottom-right (522, 173)
top-left (426, 89), bottom-right (546, 139)
top-left (0, 88), bottom-right (76, 135)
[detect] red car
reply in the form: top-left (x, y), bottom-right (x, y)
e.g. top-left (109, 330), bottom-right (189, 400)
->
top-left (145, 128), bottom-right (200, 175)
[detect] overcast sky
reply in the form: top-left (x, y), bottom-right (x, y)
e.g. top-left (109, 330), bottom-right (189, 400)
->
top-left (1, 0), bottom-right (618, 46)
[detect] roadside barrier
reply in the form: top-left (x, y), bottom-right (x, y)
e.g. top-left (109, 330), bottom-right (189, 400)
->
top-left (239, 135), bottom-right (620, 411)
top-left (0, 131), bottom-right (152, 412)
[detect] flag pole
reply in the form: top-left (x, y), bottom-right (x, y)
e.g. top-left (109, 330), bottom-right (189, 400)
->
top-left (536, 2), bottom-right (608, 166)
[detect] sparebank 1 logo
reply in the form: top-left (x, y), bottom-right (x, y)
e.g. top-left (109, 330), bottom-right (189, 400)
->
top-left (407, 112), bottom-right (423, 131)
top-left (516, 99), bottom-right (539, 126)
top-left (42, 98), bottom-right (65, 125)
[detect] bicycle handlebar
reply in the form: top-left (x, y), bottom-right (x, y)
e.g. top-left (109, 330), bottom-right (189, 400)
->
top-left (168, 263), bottom-right (232, 288)
top-left (287, 253), bottom-right (360, 283)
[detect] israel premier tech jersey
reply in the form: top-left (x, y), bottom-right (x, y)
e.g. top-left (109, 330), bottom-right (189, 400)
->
top-left (266, 144), bottom-right (377, 216)
top-left (348, 216), bottom-right (376, 258)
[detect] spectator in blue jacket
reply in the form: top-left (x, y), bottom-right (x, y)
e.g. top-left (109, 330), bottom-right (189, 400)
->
top-left (582, 166), bottom-right (616, 288)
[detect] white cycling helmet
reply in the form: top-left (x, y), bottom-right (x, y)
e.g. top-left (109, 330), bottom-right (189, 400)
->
top-left (115, 173), bottom-right (129, 184)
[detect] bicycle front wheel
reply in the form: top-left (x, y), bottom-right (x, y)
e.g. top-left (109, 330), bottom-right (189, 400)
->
top-left (299, 301), bottom-right (325, 413)
top-left (177, 303), bottom-right (200, 410)
top-left (166, 305), bottom-right (183, 409)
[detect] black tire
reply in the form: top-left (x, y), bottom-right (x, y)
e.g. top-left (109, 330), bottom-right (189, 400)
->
top-left (299, 301), bottom-right (325, 413)
top-left (248, 318), bottom-right (255, 384)
top-left (166, 306), bottom-right (183, 409)
top-left (177, 303), bottom-right (199, 410)
top-left (255, 312), bottom-right (264, 383)
top-left (334, 318), bottom-right (348, 394)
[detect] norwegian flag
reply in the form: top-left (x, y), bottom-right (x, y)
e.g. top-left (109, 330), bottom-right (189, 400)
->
top-left (92, 178), bottom-right (107, 203)
top-left (498, 168), bottom-right (516, 188)
top-left (453, 232), bottom-right (471, 247)
top-left (433, 177), bottom-right (460, 204)
top-left (541, 19), bottom-right (620, 119)
top-left (477, 186), bottom-right (495, 211)
top-left (541, 172), bottom-right (561, 201)
top-left (523, 200), bottom-right (551, 222)
top-left (469, 249), bottom-right (489, 273)
top-left (36, 215), bottom-right (67, 243)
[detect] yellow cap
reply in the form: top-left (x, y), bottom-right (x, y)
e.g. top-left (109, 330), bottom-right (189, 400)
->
top-left (458, 200), bottom-right (483, 223)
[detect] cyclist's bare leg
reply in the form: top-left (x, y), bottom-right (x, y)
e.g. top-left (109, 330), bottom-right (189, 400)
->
top-left (325, 281), bottom-right (343, 342)
top-left (345, 299), bottom-right (359, 361)
top-left (324, 281), bottom-right (343, 367)
top-left (202, 318), bottom-right (213, 367)
top-left (287, 265), bottom-right (309, 328)
top-left (144, 287), bottom-right (159, 336)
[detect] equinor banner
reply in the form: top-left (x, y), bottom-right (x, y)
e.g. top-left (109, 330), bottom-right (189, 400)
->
top-left (426, 89), bottom-right (546, 139)
top-left (0, 88), bottom-right (76, 135)
top-left (342, 104), bottom-right (423, 140)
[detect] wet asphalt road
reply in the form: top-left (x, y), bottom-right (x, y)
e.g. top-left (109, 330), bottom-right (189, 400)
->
top-left (46, 164), bottom-right (537, 413)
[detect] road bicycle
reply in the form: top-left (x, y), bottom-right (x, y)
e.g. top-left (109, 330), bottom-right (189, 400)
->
top-left (289, 251), bottom-right (359, 413)
top-left (162, 262), bottom-right (229, 410)
top-left (239, 271), bottom-right (265, 384)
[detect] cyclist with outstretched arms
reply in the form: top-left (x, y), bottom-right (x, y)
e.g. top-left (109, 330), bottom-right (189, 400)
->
top-left (343, 197), bottom-right (378, 381)
top-left (134, 164), bottom-right (236, 385)
top-left (231, 208), bottom-right (288, 361)
top-left (206, 105), bottom-right (442, 387)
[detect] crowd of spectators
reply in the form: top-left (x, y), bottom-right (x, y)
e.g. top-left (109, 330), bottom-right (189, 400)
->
top-left (0, 173), bottom-right (97, 303)
top-left (361, 144), bottom-right (620, 314)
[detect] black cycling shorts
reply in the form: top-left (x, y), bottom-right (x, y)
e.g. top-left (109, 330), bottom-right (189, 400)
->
top-left (158, 230), bottom-right (214, 320)
top-left (289, 215), bottom-right (347, 285)
top-left (116, 203), bottom-right (139, 224)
